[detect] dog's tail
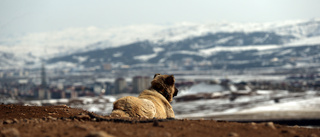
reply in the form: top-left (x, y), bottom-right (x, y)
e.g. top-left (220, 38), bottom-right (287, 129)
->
top-left (110, 109), bottom-right (130, 118)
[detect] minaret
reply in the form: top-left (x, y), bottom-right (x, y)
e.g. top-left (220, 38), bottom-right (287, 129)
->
top-left (39, 63), bottom-right (50, 99)
top-left (41, 63), bottom-right (47, 89)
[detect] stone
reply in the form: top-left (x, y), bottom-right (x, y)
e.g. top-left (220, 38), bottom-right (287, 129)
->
top-left (265, 122), bottom-right (276, 130)
top-left (293, 125), bottom-right (300, 128)
top-left (153, 120), bottom-right (164, 127)
top-left (153, 120), bottom-right (159, 127)
top-left (33, 119), bottom-right (40, 124)
top-left (76, 114), bottom-right (91, 120)
top-left (228, 132), bottom-right (239, 137)
top-left (42, 117), bottom-right (47, 121)
top-left (23, 119), bottom-right (29, 123)
top-left (85, 131), bottom-right (115, 137)
top-left (47, 116), bottom-right (57, 121)
top-left (12, 119), bottom-right (19, 124)
top-left (250, 122), bottom-right (256, 126)
top-left (0, 128), bottom-right (20, 137)
top-left (3, 120), bottom-right (13, 124)
top-left (62, 118), bottom-right (72, 122)
top-left (250, 122), bottom-right (258, 129)
top-left (62, 105), bottom-right (69, 108)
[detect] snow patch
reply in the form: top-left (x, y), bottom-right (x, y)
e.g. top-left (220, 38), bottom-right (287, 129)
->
top-left (134, 53), bottom-right (157, 61)
top-left (252, 34), bottom-right (269, 44)
top-left (72, 56), bottom-right (88, 63)
top-left (153, 47), bottom-right (164, 53)
top-left (200, 45), bottom-right (280, 57)
top-left (215, 36), bottom-right (234, 44)
top-left (277, 49), bottom-right (293, 56)
top-left (239, 97), bottom-right (320, 113)
top-left (167, 51), bottom-right (201, 56)
top-left (46, 61), bottom-right (77, 69)
top-left (287, 36), bottom-right (320, 46)
top-left (113, 52), bottom-right (123, 57)
top-left (185, 83), bottom-right (226, 94)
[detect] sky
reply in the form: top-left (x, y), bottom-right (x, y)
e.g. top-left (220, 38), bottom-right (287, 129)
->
top-left (0, 0), bottom-right (320, 36)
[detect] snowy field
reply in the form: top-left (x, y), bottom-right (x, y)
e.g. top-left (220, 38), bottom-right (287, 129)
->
top-left (173, 90), bottom-right (320, 120)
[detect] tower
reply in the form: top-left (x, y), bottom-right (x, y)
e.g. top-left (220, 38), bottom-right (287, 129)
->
top-left (41, 63), bottom-right (47, 89)
top-left (39, 63), bottom-right (50, 99)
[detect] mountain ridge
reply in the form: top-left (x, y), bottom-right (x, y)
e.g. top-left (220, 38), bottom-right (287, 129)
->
top-left (1, 18), bottom-right (320, 70)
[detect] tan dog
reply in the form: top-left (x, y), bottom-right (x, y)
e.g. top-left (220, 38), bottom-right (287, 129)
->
top-left (110, 74), bottom-right (179, 119)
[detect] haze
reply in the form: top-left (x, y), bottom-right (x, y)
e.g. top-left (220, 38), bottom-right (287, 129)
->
top-left (0, 0), bottom-right (320, 36)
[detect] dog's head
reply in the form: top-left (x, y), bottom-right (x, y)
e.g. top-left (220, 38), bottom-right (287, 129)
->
top-left (151, 73), bottom-right (179, 102)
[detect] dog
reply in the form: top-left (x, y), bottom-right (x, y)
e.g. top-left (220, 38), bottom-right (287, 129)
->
top-left (110, 74), bottom-right (179, 119)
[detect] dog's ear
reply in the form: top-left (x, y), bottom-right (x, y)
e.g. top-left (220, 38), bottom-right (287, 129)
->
top-left (173, 87), bottom-right (179, 97)
top-left (165, 75), bottom-right (175, 85)
top-left (154, 73), bottom-right (161, 79)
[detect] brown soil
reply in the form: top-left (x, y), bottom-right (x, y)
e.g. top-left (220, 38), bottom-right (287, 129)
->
top-left (1, 104), bottom-right (320, 137)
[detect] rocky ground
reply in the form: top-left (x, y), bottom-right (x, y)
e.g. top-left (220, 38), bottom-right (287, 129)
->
top-left (1, 104), bottom-right (320, 137)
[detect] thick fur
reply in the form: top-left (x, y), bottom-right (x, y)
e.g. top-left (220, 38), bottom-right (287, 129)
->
top-left (110, 74), bottom-right (179, 119)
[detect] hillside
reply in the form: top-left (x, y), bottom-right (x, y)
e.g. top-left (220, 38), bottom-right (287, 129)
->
top-left (1, 18), bottom-right (320, 70)
top-left (46, 32), bottom-right (319, 70)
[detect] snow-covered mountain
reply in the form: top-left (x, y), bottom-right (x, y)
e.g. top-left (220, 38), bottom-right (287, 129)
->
top-left (46, 33), bottom-right (320, 70)
top-left (0, 18), bottom-right (320, 70)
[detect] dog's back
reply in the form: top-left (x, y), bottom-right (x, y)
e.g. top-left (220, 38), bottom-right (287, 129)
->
top-left (138, 89), bottom-right (174, 118)
top-left (110, 96), bottom-right (156, 118)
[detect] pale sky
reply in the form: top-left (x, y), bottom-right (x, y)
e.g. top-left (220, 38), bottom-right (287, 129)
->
top-left (0, 0), bottom-right (320, 36)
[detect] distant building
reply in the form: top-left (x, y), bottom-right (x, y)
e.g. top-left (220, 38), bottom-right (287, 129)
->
top-left (115, 78), bottom-right (127, 94)
top-left (61, 91), bottom-right (66, 98)
top-left (103, 64), bottom-right (112, 71)
top-left (132, 76), bottom-right (151, 93)
top-left (39, 63), bottom-right (50, 99)
top-left (71, 90), bottom-right (78, 98)
top-left (38, 89), bottom-right (45, 99)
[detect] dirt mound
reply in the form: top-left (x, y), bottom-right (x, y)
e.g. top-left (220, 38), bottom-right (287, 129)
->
top-left (0, 104), bottom-right (89, 120)
top-left (1, 105), bottom-right (319, 137)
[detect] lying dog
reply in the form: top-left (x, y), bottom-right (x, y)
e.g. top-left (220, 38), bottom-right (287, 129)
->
top-left (110, 74), bottom-right (179, 119)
